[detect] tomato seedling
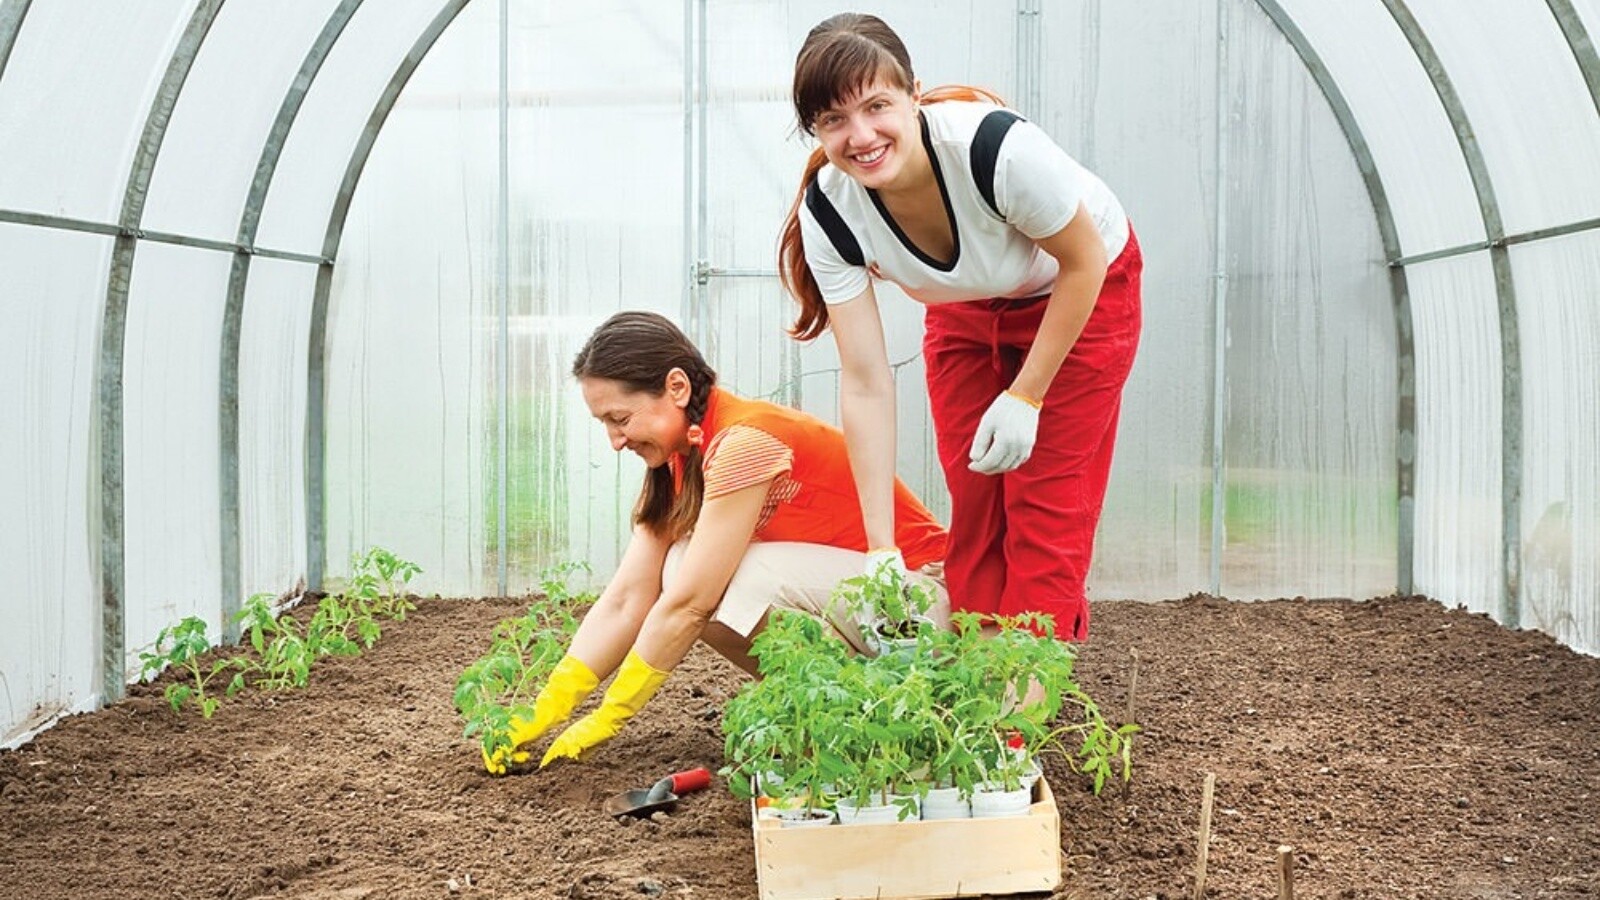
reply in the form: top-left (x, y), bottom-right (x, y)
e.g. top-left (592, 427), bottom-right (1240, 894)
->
top-left (138, 617), bottom-right (247, 719)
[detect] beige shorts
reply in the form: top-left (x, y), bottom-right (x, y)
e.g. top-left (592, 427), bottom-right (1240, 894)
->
top-left (663, 541), bottom-right (949, 656)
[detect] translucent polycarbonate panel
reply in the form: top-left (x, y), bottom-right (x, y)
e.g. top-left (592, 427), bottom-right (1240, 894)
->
top-left (326, 0), bottom-right (694, 595)
top-left (254, 0), bottom-right (448, 255)
top-left (1408, 253), bottom-right (1502, 619)
top-left (142, 0), bottom-right (347, 241)
top-left (1274, 0), bottom-right (1484, 254)
top-left (0, 2), bottom-right (192, 220)
top-left (1512, 234), bottom-right (1600, 655)
top-left (239, 259), bottom-right (316, 604)
top-left (1216, 5), bottom-right (1398, 601)
top-left (121, 244), bottom-right (229, 678)
top-left (1406, 0), bottom-right (1600, 236)
top-left (504, 0), bottom-right (690, 588)
top-left (1040, 1), bottom-right (1220, 599)
top-left (0, 225), bottom-right (107, 744)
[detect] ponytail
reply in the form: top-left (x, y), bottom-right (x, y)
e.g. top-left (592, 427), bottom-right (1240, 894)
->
top-left (778, 146), bottom-right (833, 341)
top-left (778, 84), bottom-right (1007, 342)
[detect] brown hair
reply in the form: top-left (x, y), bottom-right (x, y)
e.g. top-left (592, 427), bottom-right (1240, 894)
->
top-left (779, 13), bottom-right (1006, 340)
top-left (571, 311), bottom-right (718, 540)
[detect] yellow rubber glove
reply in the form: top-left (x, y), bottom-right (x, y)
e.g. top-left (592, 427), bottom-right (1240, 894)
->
top-left (482, 654), bottom-right (599, 775)
top-left (540, 650), bottom-right (669, 766)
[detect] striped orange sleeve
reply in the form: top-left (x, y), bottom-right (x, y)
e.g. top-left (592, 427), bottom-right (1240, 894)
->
top-left (703, 425), bottom-right (794, 500)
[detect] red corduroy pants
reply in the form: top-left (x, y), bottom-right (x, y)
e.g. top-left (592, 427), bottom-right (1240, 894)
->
top-left (922, 230), bottom-right (1143, 641)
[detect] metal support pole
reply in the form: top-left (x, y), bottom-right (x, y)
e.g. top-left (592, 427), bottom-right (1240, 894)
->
top-left (1207, 0), bottom-right (1231, 596)
top-left (496, 0), bottom-right (510, 597)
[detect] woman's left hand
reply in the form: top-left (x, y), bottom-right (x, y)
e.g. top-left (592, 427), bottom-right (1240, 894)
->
top-left (968, 389), bottom-right (1042, 474)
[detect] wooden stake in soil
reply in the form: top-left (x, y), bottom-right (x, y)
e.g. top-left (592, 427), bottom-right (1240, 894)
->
top-left (1192, 772), bottom-right (1216, 900)
top-left (1118, 648), bottom-right (1140, 798)
top-left (1277, 844), bottom-right (1295, 900)
top-left (1127, 648), bottom-right (1140, 723)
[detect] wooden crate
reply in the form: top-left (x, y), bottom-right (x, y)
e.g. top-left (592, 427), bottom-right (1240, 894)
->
top-left (751, 777), bottom-right (1062, 900)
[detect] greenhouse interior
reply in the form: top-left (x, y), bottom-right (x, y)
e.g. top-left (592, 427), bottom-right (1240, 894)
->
top-left (3, 1), bottom-right (1599, 898)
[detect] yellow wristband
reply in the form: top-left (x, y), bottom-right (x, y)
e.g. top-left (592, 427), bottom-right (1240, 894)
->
top-left (1005, 389), bottom-right (1043, 410)
top-left (866, 547), bottom-right (900, 555)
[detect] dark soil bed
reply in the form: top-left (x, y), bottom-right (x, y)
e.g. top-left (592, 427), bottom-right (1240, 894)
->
top-left (3, 594), bottom-right (1598, 899)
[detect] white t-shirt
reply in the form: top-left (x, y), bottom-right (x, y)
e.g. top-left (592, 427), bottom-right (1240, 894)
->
top-left (800, 101), bottom-right (1129, 306)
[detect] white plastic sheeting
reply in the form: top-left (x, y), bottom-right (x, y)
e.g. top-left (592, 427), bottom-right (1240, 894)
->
top-left (1216, 5), bottom-right (1398, 601)
top-left (1513, 233), bottom-right (1600, 655)
top-left (239, 259), bottom-right (316, 605)
top-left (1408, 0), bottom-right (1600, 237)
top-left (1041, 2), bottom-right (1220, 598)
top-left (121, 244), bottom-right (229, 675)
top-left (141, 1), bottom-right (347, 242)
top-left (0, 225), bottom-right (105, 743)
top-left (1276, 0), bottom-right (1483, 253)
top-left (0, 3), bottom-right (191, 220)
top-left (254, 0), bottom-right (448, 256)
top-left (1409, 253), bottom-right (1504, 619)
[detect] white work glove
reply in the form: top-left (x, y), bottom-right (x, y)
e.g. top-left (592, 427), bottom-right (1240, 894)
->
top-left (968, 390), bottom-right (1041, 475)
top-left (863, 547), bottom-right (909, 581)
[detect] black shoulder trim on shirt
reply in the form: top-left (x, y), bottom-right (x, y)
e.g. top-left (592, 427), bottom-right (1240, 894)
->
top-left (971, 108), bottom-right (1023, 219)
top-left (804, 176), bottom-right (865, 267)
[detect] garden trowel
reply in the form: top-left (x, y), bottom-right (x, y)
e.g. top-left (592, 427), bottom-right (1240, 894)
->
top-left (602, 767), bottom-right (712, 818)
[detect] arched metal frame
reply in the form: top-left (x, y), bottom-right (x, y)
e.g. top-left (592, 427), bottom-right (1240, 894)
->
top-left (1250, 0), bottom-right (1417, 593)
top-left (4, 0), bottom-right (1600, 715)
top-left (1380, 0), bottom-right (1523, 627)
top-left (0, 0), bottom-right (30, 81)
top-left (305, 0), bottom-right (473, 591)
top-left (1549, 0), bottom-right (1600, 117)
top-left (217, 0), bottom-right (363, 642)
top-left (96, 0), bottom-right (224, 704)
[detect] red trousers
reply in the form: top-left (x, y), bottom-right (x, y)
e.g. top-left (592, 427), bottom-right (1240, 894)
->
top-left (922, 231), bottom-right (1142, 641)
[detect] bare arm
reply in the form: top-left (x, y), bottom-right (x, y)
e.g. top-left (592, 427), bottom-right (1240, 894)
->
top-left (827, 285), bottom-right (899, 551)
top-left (629, 482), bottom-right (769, 670)
top-left (565, 523), bottom-right (671, 678)
top-left (1010, 204), bottom-right (1109, 402)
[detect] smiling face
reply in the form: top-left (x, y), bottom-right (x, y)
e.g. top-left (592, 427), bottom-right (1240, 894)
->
top-left (812, 78), bottom-right (924, 192)
top-left (580, 370), bottom-right (691, 468)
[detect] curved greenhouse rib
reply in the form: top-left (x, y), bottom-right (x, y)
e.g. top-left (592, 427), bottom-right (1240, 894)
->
top-left (1250, 0), bottom-right (1418, 595)
top-left (1547, 0), bottom-right (1600, 122)
top-left (218, 0), bottom-right (362, 643)
top-left (97, 0), bottom-right (224, 704)
top-left (1282, 0), bottom-right (1600, 270)
top-left (1380, 0), bottom-right (1523, 628)
top-left (0, 0), bottom-right (30, 82)
top-left (305, 0), bottom-right (473, 591)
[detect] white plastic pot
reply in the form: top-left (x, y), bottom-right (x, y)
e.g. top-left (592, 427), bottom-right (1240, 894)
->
top-left (920, 786), bottom-right (972, 820)
top-left (836, 793), bottom-right (920, 825)
top-left (865, 615), bottom-right (937, 658)
top-left (1019, 757), bottom-right (1043, 793)
top-left (970, 783), bottom-right (1032, 819)
top-left (775, 808), bottom-right (835, 828)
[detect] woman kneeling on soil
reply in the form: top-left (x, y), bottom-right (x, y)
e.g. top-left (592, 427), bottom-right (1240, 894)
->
top-left (483, 310), bottom-right (949, 773)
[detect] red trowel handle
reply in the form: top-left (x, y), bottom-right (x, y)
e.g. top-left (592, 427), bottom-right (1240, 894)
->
top-left (667, 767), bottom-right (712, 795)
top-left (643, 767), bottom-right (712, 803)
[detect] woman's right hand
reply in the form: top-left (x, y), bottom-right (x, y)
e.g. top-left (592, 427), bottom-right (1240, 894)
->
top-left (482, 654), bottom-right (600, 774)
